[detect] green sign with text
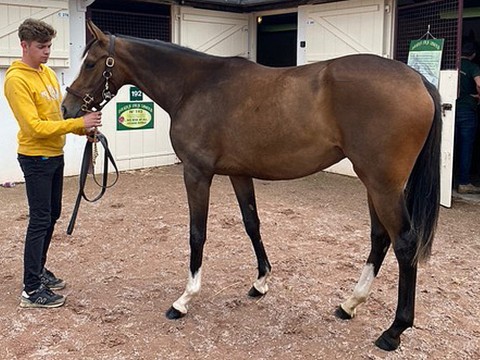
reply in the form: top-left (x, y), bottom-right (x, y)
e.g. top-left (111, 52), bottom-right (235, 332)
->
top-left (117, 102), bottom-right (154, 131)
top-left (407, 38), bottom-right (444, 88)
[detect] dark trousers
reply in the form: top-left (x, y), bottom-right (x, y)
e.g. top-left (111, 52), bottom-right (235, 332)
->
top-left (455, 109), bottom-right (479, 185)
top-left (18, 155), bottom-right (64, 292)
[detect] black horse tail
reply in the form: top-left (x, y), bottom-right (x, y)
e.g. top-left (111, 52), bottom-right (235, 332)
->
top-left (405, 78), bottom-right (442, 264)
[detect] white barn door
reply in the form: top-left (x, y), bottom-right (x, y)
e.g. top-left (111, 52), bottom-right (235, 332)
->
top-left (175, 7), bottom-right (249, 58)
top-left (298, 0), bottom-right (388, 64)
top-left (0, 0), bottom-right (74, 183)
top-left (298, 0), bottom-right (391, 177)
top-left (437, 71), bottom-right (457, 207)
top-left (0, 0), bottom-right (70, 67)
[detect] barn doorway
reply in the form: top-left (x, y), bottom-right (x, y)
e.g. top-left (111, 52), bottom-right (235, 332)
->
top-left (395, 0), bottom-right (460, 206)
top-left (256, 13), bottom-right (297, 67)
top-left (87, 0), bottom-right (171, 42)
top-left (396, 0), bottom-right (480, 199)
top-left (462, 0), bottom-right (480, 186)
top-left (84, 0), bottom-right (177, 172)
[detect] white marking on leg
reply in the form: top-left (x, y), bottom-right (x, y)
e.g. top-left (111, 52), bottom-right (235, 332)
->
top-left (172, 268), bottom-right (202, 314)
top-left (253, 272), bottom-right (270, 294)
top-left (341, 263), bottom-right (375, 317)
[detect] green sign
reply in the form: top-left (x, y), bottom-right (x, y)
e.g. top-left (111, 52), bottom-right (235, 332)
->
top-left (130, 86), bottom-right (143, 101)
top-left (117, 102), bottom-right (154, 131)
top-left (407, 38), bottom-right (444, 88)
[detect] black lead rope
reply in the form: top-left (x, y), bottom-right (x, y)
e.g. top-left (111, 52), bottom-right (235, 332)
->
top-left (67, 133), bottom-right (119, 235)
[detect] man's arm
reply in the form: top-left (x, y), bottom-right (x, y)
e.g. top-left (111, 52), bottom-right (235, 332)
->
top-left (5, 75), bottom-right (101, 136)
top-left (5, 75), bottom-right (85, 138)
top-left (474, 75), bottom-right (480, 97)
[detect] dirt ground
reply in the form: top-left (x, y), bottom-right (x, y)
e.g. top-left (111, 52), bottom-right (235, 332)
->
top-left (0, 164), bottom-right (479, 360)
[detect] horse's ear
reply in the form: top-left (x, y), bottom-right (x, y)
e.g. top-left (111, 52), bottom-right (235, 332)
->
top-left (87, 20), bottom-right (108, 42)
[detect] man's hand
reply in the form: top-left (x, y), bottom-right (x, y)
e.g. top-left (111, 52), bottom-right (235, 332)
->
top-left (86, 128), bottom-right (101, 143)
top-left (83, 111), bottom-right (102, 129)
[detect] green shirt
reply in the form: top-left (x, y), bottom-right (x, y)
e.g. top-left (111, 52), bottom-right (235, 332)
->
top-left (456, 58), bottom-right (480, 111)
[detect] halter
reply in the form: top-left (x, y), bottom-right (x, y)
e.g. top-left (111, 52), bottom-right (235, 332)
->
top-left (66, 34), bottom-right (117, 113)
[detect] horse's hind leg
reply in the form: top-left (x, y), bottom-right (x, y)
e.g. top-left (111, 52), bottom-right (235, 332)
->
top-left (229, 176), bottom-right (272, 297)
top-left (166, 166), bottom-right (213, 319)
top-left (336, 195), bottom-right (391, 319)
top-left (367, 190), bottom-right (418, 351)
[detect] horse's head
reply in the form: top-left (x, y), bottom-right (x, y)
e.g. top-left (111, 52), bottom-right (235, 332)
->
top-left (62, 21), bottom-right (120, 118)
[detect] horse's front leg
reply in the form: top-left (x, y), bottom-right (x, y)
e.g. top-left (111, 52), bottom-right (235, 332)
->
top-left (229, 176), bottom-right (271, 297)
top-left (166, 166), bottom-right (213, 319)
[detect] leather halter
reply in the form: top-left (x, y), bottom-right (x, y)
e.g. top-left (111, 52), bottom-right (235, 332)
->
top-left (66, 34), bottom-right (117, 112)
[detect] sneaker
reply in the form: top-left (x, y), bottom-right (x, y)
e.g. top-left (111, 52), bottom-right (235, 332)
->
top-left (458, 183), bottom-right (480, 194)
top-left (41, 268), bottom-right (66, 290)
top-left (20, 284), bottom-right (66, 308)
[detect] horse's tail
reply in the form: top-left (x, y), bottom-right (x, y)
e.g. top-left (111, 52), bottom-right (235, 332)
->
top-left (405, 78), bottom-right (442, 264)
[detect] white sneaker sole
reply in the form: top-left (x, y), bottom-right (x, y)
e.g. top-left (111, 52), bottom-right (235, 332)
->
top-left (19, 296), bottom-right (66, 309)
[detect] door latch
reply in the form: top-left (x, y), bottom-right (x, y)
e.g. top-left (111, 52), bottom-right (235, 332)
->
top-left (441, 103), bottom-right (452, 116)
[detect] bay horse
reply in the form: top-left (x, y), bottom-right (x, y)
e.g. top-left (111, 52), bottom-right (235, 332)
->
top-left (62, 21), bottom-right (441, 351)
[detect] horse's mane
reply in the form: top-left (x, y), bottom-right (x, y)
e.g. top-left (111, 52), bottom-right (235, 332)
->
top-left (118, 34), bottom-right (221, 59)
top-left (82, 33), bottom-right (241, 61)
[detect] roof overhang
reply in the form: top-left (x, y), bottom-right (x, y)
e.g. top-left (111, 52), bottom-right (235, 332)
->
top-left (128, 0), bottom-right (346, 13)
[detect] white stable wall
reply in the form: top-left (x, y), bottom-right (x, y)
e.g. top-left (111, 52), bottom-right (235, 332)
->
top-left (0, 0), bottom-right (88, 183)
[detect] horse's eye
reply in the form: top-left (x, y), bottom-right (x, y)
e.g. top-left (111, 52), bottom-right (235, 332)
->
top-left (85, 62), bottom-right (95, 70)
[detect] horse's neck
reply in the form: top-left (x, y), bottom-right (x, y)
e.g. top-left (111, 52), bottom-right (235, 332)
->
top-left (120, 39), bottom-right (217, 114)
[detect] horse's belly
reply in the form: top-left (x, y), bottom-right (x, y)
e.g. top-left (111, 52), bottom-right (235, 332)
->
top-left (215, 145), bottom-right (345, 180)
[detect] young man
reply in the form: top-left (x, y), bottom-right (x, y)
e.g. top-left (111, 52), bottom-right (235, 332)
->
top-left (4, 18), bottom-right (102, 308)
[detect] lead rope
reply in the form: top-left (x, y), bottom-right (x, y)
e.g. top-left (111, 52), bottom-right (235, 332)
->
top-left (67, 125), bottom-right (119, 235)
top-left (82, 108), bottom-right (99, 169)
top-left (92, 127), bottom-right (99, 167)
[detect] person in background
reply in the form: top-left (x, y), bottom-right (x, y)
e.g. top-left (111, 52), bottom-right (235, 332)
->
top-left (4, 18), bottom-right (102, 308)
top-left (455, 41), bottom-right (480, 194)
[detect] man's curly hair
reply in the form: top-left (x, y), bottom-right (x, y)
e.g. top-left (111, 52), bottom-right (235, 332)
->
top-left (18, 18), bottom-right (56, 43)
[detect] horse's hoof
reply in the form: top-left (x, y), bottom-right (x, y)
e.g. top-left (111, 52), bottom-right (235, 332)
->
top-left (335, 306), bottom-right (352, 320)
top-left (165, 306), bottom-right (186, 320)
top-left (248, 286), bottom-right (264, 298)
top-left (375, 332), bottom-right (400, 351)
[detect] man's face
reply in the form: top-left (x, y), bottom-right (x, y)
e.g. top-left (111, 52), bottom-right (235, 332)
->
top-left (21, 40), bottom-right (52, 67)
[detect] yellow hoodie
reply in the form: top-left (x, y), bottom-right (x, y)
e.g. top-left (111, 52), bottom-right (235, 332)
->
top-left (4, 60), bottom-right (86, 156)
